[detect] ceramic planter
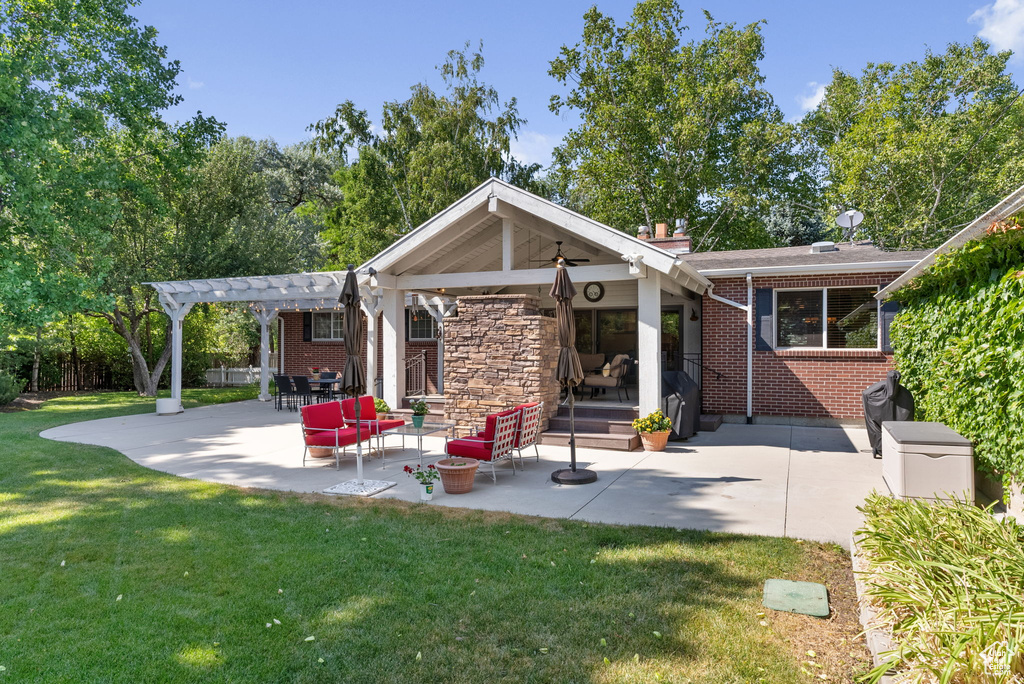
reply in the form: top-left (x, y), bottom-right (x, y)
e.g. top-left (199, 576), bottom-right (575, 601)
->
top-left (435, 458), bottom-right (480, 494)
top-left (639, 431), bottom-right (670, 452)
top-left (412, 414), bottom-right (425, 428)
top-left (308, 446), bottom-right (334, 458)
top-left (419, 482), bottom-right (434, 501)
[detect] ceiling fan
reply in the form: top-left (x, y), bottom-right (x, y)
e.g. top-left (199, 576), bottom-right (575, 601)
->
top-left (532, 241), bottom-right (591, 267)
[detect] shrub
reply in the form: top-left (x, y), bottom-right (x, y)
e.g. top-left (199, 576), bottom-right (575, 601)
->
top-left (374, 398), bottom-right (390, 414)
top-left (856, 493), bottom-right (1024, 683)
top-left (891, 219), bottom-right (1024, 483)
top-left (0, 370), bottom-right (22, 406)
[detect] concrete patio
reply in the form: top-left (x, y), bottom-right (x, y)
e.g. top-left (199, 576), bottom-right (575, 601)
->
top-left (41, 400), bottom-right (885, 548)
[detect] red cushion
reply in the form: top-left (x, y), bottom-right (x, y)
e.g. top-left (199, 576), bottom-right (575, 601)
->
top-left (446, 436), bottom-right (494, 460)
top-left (377, 418), bottom-right (406, 431)
top-left (301, 402), bottom-right (345, 430)
top-left (480, 408), bottom-right (518, 441)
top-left (304, 427), bottom-right (360, 447)
top-left (513, 402), bottom-right (539, 412)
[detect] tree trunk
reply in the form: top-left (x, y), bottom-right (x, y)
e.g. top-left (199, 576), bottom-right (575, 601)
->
top-left (94, 304), bottom-right (175, 397)
top-left (30, 327), bottom-right (41, 392)
top-left (68, 315), bottom-right (80, 391)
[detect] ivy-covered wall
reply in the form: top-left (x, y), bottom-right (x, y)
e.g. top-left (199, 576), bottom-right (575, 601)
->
top-left (891, 220), bottom-right (1024, 483)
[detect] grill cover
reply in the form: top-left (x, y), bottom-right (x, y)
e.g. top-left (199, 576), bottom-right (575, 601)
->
top-left (662, 371), bottom-right (700, 440)
top-left (862, 370), bottom-right (915, 457)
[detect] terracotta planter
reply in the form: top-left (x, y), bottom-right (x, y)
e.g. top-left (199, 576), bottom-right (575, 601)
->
top-left (308, 446), bottom-right (334, 458)
top-left (639, 431), bottom-right (670, 452)
top-left (435, 458), bottom-right (480, 494)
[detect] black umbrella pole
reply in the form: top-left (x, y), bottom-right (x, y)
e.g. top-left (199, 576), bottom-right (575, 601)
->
top-left (568, 389), bottom-right (577, 472)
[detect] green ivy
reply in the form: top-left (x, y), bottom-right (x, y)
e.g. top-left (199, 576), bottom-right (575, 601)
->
top-left (891, 222), bottom-right (1024, 483)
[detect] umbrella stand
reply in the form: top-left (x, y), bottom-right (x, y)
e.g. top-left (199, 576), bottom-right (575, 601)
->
top-left (323, 265), bottom-right (396, 498)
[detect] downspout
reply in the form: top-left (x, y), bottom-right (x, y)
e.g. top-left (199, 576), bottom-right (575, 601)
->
top-left (706, 272), bottom-right (754, 424)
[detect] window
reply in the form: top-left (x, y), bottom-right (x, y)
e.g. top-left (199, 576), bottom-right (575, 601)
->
top-left (407, 310), bottom-right (438, 341)
top-left (775, 287), bottom-right (878, 349)
top-left (312, 312), bottom-right (344, 341)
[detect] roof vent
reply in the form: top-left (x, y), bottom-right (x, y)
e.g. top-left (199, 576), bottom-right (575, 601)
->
top-left (810, 241), bottom-right (837, 254)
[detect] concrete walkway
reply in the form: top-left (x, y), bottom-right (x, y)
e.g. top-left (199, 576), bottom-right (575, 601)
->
top-left (41, 400), bottom-right (884, 548)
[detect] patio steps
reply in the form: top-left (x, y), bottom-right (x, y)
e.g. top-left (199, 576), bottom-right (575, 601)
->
top-left (539, 404), bottom-right (641, 451)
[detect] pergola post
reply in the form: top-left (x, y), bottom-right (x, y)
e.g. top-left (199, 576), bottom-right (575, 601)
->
top-left (637, 272), bottom-right (662, 416)
top-left (158, 297), bottom-right (194, 414)
top-left (250, 305), bottom-right (278, 401)
top-left (382, 287), bottom-right (406, 408)
top-left (419, 295), bottom-right (456, 395)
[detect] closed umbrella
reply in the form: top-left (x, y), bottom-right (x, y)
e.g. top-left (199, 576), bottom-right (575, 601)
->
top-left (324, 265), bottom-right (395, 497)
top-left (550, 259), bottom-right (597, 485)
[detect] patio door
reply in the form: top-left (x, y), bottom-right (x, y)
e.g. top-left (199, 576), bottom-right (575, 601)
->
top-left (661, 308), bottom-right (683, 372)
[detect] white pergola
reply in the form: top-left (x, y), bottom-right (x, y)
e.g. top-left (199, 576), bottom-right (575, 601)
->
top-left (147, 178), bottom-right (715, 416)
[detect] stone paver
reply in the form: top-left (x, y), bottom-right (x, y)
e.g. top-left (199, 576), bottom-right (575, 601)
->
top-left (41, 401), bottom-right (887, 548)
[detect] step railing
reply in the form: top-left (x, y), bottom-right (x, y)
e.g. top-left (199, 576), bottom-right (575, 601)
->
top-left (405, 350), bottom-right (427, 397)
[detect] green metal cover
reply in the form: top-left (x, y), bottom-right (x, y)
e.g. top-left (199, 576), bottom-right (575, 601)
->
top-left (762, 579), bottom-right (830, 617)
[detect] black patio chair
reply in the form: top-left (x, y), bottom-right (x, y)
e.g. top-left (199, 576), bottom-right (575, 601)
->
top-left (317, 371), bottom-right (338, 401)
top-left (291, 375), bottom-right (316, 407)
top-left (273, 374), bottom-right (297, 412)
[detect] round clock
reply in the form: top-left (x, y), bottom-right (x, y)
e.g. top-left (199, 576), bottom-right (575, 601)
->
top-left (583, 282), bottom-right (604, 302)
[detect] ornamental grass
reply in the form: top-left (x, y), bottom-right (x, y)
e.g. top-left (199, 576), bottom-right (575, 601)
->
top-left (856, 493), bottom-right (1024, 683)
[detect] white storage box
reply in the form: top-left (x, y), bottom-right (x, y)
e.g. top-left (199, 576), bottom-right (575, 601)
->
top-left (881, 421), bottom-right (974, 502)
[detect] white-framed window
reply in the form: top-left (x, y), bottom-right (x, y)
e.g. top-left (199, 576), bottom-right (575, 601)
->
top-left (774, 286), bottom-right (879, 349)
top-left (312, 312), bottom-right (344, 341)
top-left (407, 310), bottom-right (438, 341)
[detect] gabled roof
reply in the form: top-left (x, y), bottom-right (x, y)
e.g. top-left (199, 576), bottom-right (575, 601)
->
top-left (359, 178), bottom-right (712, 293)
top-left (877, 183), bottom-right (1024, 299)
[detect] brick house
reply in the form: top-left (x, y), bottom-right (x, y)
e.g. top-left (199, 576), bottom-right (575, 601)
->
top-left (148, 178), bottom-right (928, 431)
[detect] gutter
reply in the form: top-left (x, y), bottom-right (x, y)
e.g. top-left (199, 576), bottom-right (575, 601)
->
top-left (876, 183), bottom-right (1024, 300)
top-left (697, 260), bottom-right (920, 278)
top-left (706, 273), bottom-right (754, 424)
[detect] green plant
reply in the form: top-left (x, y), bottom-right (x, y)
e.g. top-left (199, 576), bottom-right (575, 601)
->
top-left (890, 219), bottom-right (1024, 484)
top-left (374, 397), bottom-right (390, 414)
top-left (856, 493), bottom-right (1024, 683)
top-left (410, 399), bottom-right (429, 416)
top-left (632, 409), bottom-right (672, 434)
top-left (0, 370), bottom-right (22, 406)
top-left (403, 463), bottom-right (439, 484)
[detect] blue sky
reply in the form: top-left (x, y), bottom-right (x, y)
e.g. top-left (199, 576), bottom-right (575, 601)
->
top-left (134, 0), bottom-right (1024, 168)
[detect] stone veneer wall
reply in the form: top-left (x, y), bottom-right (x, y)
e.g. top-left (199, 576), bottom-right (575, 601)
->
top-left (444, 294), bottom-right (560, 435)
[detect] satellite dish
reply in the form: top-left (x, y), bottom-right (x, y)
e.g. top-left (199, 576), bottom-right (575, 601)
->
top-left (835, 209), bottom-right (864, 245)
top-left (835, 209), bottom-right (864, 229)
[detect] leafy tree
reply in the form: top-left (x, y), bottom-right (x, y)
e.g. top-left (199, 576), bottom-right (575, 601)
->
top-left (764, 204), bottom-right (827, 247)
top-left (803, 39), bottom-right (1024, 250)
top-left (0, 0), bottom-right (219, 327)
top-left (311, 43), bottom-right (542, 266)
top-left (548, 1), bottom-right (812, 250)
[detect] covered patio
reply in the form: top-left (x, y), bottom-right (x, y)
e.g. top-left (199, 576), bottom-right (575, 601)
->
top-left (42, 400), bottom-right (883, 548)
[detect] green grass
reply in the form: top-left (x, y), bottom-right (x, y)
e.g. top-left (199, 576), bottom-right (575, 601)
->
top-left (3, 389), bottom-right (825, 683)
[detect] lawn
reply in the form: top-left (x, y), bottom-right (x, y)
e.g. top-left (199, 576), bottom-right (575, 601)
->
top-left (1, 390), bottom-right (867, 682)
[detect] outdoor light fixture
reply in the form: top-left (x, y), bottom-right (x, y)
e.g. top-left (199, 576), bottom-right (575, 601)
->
top-left (690, 308), bottom-right (699, 322)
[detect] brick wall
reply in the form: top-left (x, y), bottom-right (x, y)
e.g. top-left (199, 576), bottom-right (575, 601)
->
top-left (702, 272), bottom-right (898, 420)
top-left (280, 311), bottom-right (441, 395)
top-left (443, 294), bottom-right (560, 435)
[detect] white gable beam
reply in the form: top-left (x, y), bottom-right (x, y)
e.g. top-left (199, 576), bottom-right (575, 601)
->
top-left (395, 263), bottom-right (632, 290)
top-left (496, 202), bottom-right (602, 256)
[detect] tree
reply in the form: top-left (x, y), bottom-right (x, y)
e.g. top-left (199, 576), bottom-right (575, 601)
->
top-left (803, 39), bottom-right (1024, 250)
top-left (548, 1), bottom-right (812, 250)
top-left (311, 43), bottom-right (542, 266)
top-left (764, 204), bottom-right (827, 247)
top-left (0, 0), bottom-right (219, 327)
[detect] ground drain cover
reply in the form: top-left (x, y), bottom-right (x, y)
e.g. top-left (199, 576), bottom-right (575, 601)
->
top-left (762, 579), bottom-right (830, 617)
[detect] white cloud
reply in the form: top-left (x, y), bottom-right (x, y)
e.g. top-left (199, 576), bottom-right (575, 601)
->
top-left (187, 77), bottom-right (205, 90)
top-left (509, 130), bottom-right (558, 169)
top-left (970, 0), bottom-right (1024, 57)
top-left (796, 82), bottom-right (827, 113)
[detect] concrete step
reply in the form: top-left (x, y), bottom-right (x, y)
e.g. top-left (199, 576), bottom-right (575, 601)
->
top-left (557, 405), bottom-right (638, 421)
top-left (547, 416), bottom-right (636, 435)
top-left (539, 430), bottom-right (640, 452)
top-left (699, 414), bottom-right (723, 432)
top-left (401, 395), bottom-right (445, 410)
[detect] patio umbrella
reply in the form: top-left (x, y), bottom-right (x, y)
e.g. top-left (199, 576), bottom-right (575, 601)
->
top-left (324, 265), bottom-right (395, 497)
top-left (550, 258), bottom-right (597, 485)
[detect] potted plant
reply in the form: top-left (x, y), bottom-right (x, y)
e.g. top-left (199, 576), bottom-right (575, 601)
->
top-left (434, 458), bottom-right (479, 494)
top-left (404, 464), bottom-right (439, 501)
top-left (374, 398), bottom-right (390, 415)
top-left (410, 399), bottom-right (430, 428)
top-left (633, 409), bottom-right (673, 452)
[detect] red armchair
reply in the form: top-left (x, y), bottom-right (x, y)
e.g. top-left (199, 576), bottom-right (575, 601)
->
top-left (300, 401), bottom-right (367, 469)
top-left (340, 396), bottom-right (406, 463)
top-left (512, 402), bottom-right (544, 465)
top-left (444, 408), bottom-right (521, 482)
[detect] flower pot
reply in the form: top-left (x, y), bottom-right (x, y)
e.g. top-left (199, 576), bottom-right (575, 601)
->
top-left (412, 414), bottom-right (425, 428)
top-left (308, 446), bottom-right (334, 458)
top-left (435, 458), bottom-right (480, 494)
top-left (639, 431), bottom-right (670, 452)
top-left (419, 482), bottom-right (434, 501)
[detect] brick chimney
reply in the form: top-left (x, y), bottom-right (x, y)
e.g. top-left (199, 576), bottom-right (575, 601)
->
top-left (655, 222), bottom-right (668, 239)
top-left (648, 218), bottom-right (692, 253)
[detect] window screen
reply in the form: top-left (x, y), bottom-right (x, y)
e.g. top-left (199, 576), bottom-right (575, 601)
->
top-left (312, 312), bottom-right (344, 341)
top-left (408, 312), bottom-right (437, 340)
top-left (776, 290), bottom-right (823, 348)
top-left (827, 287), bottom-right (878, 348)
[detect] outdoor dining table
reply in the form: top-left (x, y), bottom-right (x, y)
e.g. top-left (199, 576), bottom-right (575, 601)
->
top-left (381, 420), bottom-right (456, 467)
top-left (306, 377), bottom-right (342, 400)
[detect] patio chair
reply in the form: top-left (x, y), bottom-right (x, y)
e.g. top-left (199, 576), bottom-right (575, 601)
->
top-left (274, 374), bottom-right (297, 412)
top-left (299, 401), bottom-right (364, 469)
top-left (444, 409), bottom-right (520, 482)
top-left (291, 375), bottom-right (316, 406)
top-left (315, 371), bottom-right (337, 402)
top-left (512, 402), bottom-right (544, 466)
top-left (582, 354), bottom-right (631, 402)
top-left (340, 395), bottom-right (406, 462)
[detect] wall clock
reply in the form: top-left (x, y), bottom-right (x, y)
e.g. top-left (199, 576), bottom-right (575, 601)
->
top-left (583, 282), bottom-right (604, 302)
